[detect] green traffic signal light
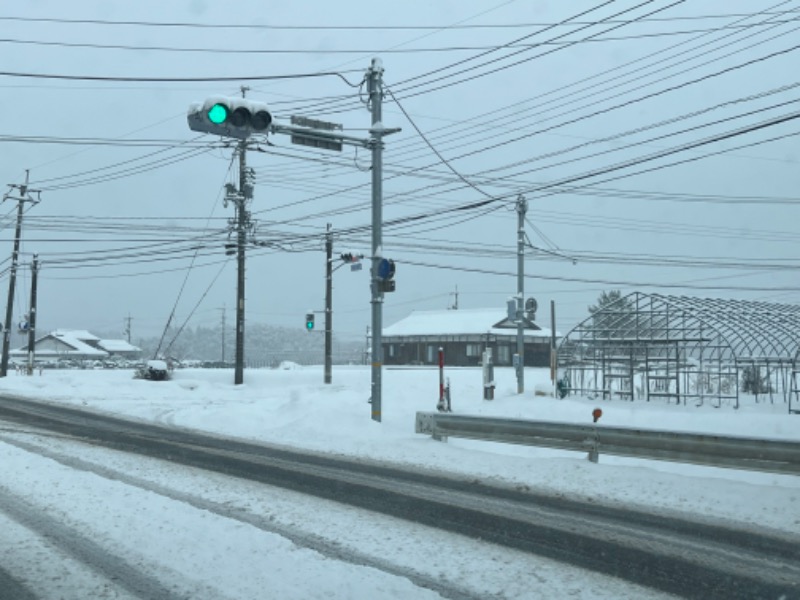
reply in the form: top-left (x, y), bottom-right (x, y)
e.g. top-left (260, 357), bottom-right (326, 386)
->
top-left (305, 313), bottom-right (315, 331)
top-left (207, 103), bottom-right (229, 125)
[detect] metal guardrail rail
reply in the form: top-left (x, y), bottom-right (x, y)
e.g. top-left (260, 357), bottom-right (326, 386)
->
top-left (415, 412), bottom-right (800, 475)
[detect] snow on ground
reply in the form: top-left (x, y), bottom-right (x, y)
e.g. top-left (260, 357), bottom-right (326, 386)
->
top-left (0, 365), bottom-right (797, 599)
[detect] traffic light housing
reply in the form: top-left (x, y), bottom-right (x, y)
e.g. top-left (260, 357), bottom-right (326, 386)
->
top-left (305, 312), bottom-right (315, 331)
top-left (376, 258), bottom-right (396, 293)
top-left (187, 96), bottom-right (272, 140)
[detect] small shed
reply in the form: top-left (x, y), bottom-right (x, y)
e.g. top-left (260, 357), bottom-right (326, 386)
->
top-left (382, 308), bottom-right (556, 367)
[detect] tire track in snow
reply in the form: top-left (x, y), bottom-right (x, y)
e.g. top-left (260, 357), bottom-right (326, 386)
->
top-left (0, 433), bottom-right (487, 600)
top-left (0, 565), bottom-right (37, 600)
top-left (0, 482), bottom-right (191, 600)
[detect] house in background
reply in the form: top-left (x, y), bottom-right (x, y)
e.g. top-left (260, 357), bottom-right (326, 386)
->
top-left (11, 329), bottom-right (142, 363)
top-left (382, 308), bottom-right (557, 367)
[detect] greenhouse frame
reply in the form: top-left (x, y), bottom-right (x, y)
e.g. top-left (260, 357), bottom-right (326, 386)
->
top-left (556, 292), bottom-right (800, 413)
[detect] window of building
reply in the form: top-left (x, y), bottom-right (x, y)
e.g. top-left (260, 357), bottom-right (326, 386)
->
top-left (497, 345), bottom-right (511, 364)
top-left (466, 343), bottom-right (481, 357)
top-left (426, 345), bottom-right (436, 363)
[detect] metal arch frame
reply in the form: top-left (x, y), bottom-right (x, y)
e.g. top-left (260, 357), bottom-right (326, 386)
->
top-left (672, 296), bottom-right (800, 406)
top-left (557, 292), bottom-right (800, 412)
top-left (687, 297), bottom-right (800, 360)
top-left (558, 292), bottom-right (739, 405)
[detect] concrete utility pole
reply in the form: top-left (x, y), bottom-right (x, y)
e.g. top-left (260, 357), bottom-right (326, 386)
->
top-left (234, 85), bottom-right (252, 385)
top-left (1, 170), bottom-right (40, 377)
top-left (324, 223), bottom-right (333, 384)
top-left (219, 305), bottom-right (226, 364)
top-left (26, 255), bottom-right (39, 375)
top-left (516, 194), bottom-right (528, 394)
top-left (368, 58), bottom-right (386, 422)
top-left (124, 314), bottom-right (133, 343)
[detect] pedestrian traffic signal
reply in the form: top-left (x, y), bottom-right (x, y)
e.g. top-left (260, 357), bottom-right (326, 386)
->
top-left (187, 96), bottom-right (272, 140)
top-left (305, 312), bottom-right (315, 331)
top-left (376, 258), bottom-right (395, 281)
top-left (376, 258), bottom-right (396, 293)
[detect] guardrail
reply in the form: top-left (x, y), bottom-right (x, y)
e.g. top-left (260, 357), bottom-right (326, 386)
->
top-left (415, 412), bottom-right (800, 475)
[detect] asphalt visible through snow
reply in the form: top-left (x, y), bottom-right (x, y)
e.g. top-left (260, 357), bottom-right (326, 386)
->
top-left (0, 394), bottom-right (798, 600)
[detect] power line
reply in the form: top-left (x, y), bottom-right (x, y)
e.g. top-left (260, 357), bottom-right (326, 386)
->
top-left (398, 259), bottom-right (800, 292)
top-left (0, 69), bottom-right (363, 85)
top-left (9, 11), bottom-right (800, 30)
top-left (362, 3), bottom-right (799, 168)
top-left (6, 20), bottom-right (800, 54)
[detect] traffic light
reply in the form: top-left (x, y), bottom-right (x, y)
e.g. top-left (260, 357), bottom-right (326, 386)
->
top-left (305, 312), bottom-right (315, 331)
top-left (187, 96), bottom-right (272, 140)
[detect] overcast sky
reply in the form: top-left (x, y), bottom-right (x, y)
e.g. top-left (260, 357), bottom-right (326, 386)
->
top-left (1, 0), bottom-right (798, 344)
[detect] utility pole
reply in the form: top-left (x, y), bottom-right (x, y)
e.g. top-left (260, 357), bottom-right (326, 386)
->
top-left (368, 58), bottom-right (386, 422)
top-left (550, 299), bottom-right (557, 391)
top-left (124, 314), bottom-right (132, 343)
top-left (234, 85), bottom-right (252, 385)
top-left (26, 255), bottom-right (39, 375)
top-left (516, 194), bottom-right (528, 394)
top-left (1, 170), bottom-right (40, 377)
top-left (219, 305), bottom-right (226, 364)
top-left (450, 285), bottom-right (459, 310)
top-left (324, 223), bottom-right (333, 384)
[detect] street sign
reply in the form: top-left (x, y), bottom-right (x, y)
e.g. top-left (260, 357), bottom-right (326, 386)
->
top-left (290, 134), bottom-right (343, 152)
top-left (291, 116), bottom-right (343, 131)
top-left (290, 115), bottom-right (344, 151)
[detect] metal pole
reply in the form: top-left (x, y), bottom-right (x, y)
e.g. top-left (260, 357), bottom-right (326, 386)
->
top-left (325, 223), bottom-right (333, 384)
top-left (220, 305), bottom-right (226, 365)
top-left (26, 255), bottom-right (38, 376)
top-left (439, 347), bottom-right (444, 404)
top-left (551, 299), bottom-right (557, 393)
top-left (368, 58), bottom-right (384, 422)
top-left (234, 142), bottom-right (247, 384)
top-left (234, 87), bottom-right (251, 385)
top-left (516, 195), bottom-right (527, 394)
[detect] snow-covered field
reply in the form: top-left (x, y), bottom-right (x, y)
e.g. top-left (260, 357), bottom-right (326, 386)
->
top-left (0, 365), bottom-right (797, 599)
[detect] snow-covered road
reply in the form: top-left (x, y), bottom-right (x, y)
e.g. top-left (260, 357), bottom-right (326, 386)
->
top-left (0, 426), bottom-right (672, 599)
top-left (1, 366), bottom-right (797, 598)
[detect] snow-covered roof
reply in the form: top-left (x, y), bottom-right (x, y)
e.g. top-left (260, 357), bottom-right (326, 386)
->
top-left (383, 308), bottom-right (555, 338)
top-left (51, 329), bottom-right (100, 342)
top-left (98, 339), bottom-right (141, 353)
top-left (11, 331), bottom-right (107, 357)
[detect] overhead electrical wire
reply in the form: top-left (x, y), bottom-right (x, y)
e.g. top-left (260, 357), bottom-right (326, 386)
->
top-left (352, 2), bottom-right (799, 169)
top-left (4, 19), bottom-right (800, 54)
top-left (397, 258), bottom-right (800, 292)
top-left (3, 5), bottom-right (796, 298)
top-left (381, 32), bottom-right (800, 184)
top-left (4, 11), bottom-right (800, 30)
top-left (247, 9), bottom-right (800, 222)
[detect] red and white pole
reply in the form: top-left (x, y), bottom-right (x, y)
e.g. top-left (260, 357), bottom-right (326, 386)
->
top-left (438, 347), bottom-right (444, 404)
